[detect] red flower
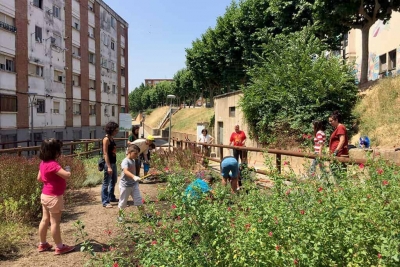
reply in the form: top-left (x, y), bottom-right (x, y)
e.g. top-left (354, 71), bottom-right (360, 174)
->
top-left (176, 215), bottom-right (181, 221)
top-left (382, 180), bottom-right (389, 186)
top-left (285, 189), bottom-right (291, 195)
top-left (113, 262), bottom-right (119, 267)
top-left (275, 245), bottom-right (280, 251)
top-left (378, 253), bottom-right (382, 259)
top-left (142, 199), bottom-right (146, 204)
top-left (318, 187), bottom-right (323, 192)
top-left (302, 134), bottom-right (307, 139)
top-left (359, 163), bottom-right (364, 169)
top-left (104, 229), bottom-right (112, 236)
top-left (294, 259), bottom-right (299, 265)
top-left (151, 240), bottom-right (157, 245)
top-left (174, 229), bottom-right (179, 233)
top-left (300, 210), bottom-right (305, 215)
top-left (283, 161), bottom-right (289, 166)
top-left (377, 169), bottom-right (384, 175)
top-left (269, 231), bottom-right (273, 237)
top-left (164, 167), bottom-right (169, 172)
top-left (245, 223), bottom-right (251, 232)
top-left (171, 204), bottom-right (177, 209)
top-left (307, 134), bottom-right (312, 139)
top-left (227, 207), bottom-right (232, 211)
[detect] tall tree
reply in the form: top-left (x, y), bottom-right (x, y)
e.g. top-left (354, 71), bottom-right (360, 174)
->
top-left (312, 0), bottom-right (400, 84)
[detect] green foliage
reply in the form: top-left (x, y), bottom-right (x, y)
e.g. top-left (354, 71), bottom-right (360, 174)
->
top-left (0, 155), bottom-right (87, 223)
top-left (240, 27), bottom-right (358, 145)
top-left (0, 222), bottom-right (30, 260)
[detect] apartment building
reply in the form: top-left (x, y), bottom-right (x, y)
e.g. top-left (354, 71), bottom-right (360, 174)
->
top-left (144, 78), bottom-right (174, 86)
top-left (0, 0), bottom-right (129, 146)
top-left (344, 12), bottom-right (400, 82)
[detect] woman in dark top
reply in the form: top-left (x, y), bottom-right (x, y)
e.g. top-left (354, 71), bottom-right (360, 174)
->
top-left (127, 125), bottom-right (140, 145)
top-left (102, 121), bottom-right (119, 208)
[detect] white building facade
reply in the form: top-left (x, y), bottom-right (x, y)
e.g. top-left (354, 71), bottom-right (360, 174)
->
top-left (0, 0), bottom-right (129, 147)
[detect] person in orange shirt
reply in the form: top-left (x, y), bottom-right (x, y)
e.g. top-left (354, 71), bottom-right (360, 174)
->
top-left (229, 125), bottom-right (247, 163)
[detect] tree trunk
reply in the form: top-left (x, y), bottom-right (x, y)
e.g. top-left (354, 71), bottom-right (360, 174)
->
top-left (209, 87), bottom-right (214, 107)
top-left (360, 26), bottom-right (370, 84)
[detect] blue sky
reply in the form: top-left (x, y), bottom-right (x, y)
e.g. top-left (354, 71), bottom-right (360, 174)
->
top-left (103, 0), bottom-right (233, 91)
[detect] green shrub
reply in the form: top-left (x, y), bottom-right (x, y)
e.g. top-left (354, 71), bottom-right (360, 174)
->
top-left (240, 26), bottom-right (358, 146)
top-left (0, 222), bottom-right (30, 260)
top-left (0, 155), bottom-right (87, 223)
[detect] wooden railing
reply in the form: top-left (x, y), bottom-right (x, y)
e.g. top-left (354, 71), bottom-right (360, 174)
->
top-left (170, 137), bottom-right (391, 175)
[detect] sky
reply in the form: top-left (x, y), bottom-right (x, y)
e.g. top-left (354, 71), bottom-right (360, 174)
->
top-left (103, 0), bottom-right (233, 92)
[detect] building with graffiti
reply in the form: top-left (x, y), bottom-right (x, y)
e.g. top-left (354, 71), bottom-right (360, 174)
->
top-left (344, 12), bottom-right (400, 83)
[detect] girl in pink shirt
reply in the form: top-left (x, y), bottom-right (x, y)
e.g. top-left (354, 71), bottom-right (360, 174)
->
top-left (37, 139), bottom-right (75, 255)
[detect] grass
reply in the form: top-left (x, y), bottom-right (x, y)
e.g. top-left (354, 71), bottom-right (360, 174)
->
top-left (144, 106), bottom-right (170, 128)
top-left (353, 76), bottom-right (400, 148)
top-left (167, 108), bottom-right (214, 135)
top-left (0, 222), bottom-right (31, 260)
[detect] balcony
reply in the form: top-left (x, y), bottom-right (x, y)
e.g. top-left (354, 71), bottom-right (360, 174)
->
top-left (0, 21), bottom-right (16, 33)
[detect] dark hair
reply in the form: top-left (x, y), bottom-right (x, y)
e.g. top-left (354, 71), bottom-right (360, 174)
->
top-left (201, 129), bottom-right (208, 134)
top-left (105, 121), bottom-right (119, 135)
top-left (330, 110), bottom-right (342, 123)
top-left (39, 138), bottom-right (63, 161)
top-left (131, 125), bottom-right (140, 140)
top-left (149, 143), bottom-right (156, 149)
top-left (204, 174), bottom-right (215, 184)
top-left (312, 120), bottom-right (326, 135)
top-left (127, 144), bottom-right (140, 153)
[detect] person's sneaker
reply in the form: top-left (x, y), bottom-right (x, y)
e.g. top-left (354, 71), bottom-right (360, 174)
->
top-left (54, 244), bottom-right (75, 255)
top-left (38, 242), bottom-right (53, 252)
top-left (110, 199), bottom-right (119, 203)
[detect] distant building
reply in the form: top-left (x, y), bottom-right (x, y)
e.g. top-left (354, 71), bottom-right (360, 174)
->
top-left (344, 12), bottom-right (400, 82)
top-left (144, 79), bottom-right (173, 86)
top-left (0, 0), bottom-right (129, 146)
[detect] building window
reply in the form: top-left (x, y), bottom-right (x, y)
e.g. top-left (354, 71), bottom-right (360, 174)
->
top-left (102, 33), bottom-right (109, 46)
top-left (88, 26), bottom-right (94, 38)
top-left (73, 130), bottom-right (82, 140)
top-left (111, 16), bottom-right (116, 29)
top-left (0, 12), bottom-right (16, 33)
top-left (104, 106), bottom-right (108, 116)
top-left (72, 74), bottom-right (80, 87)
top-left (36, 99), bottom-right (45, 113)
top-left (89, 79), bottom-right (95, 90)
top-left (120, 106), bottom-right (126, 113)
top-left (72, 46), bottom-right (80, 57)
top-left (121, 48), bottom-right (125, 56)
top-left (5, 59), bottom-right (14, 72)
top-left (111, 106), bottom-right (115, 116)
top-left (389, 49), bottom-right (396, 70)
top-left (89, 130), bottom-right (96, 139)
top-left (33, 0), bottom-right (43, 9)
top-left (73, 103), bottom-right (81, 115)
top-left (35, 26), bottom-right (42, 43)
top-left (53, 6), bottom-right (61, 19)
top-left (111, 40), bottom-right (115, 50)
top-left (112, 84), bottom-right (116, 94)
top-left (53, 101), bottom-right (60, 114)
top-left (29, 64), bottom-right (43, 77)
top-left (111, 61), bottom-right (116, 72)
top-left (51, 34), bottom-right (61, 47)
top-left (121, 87), bottom-right (125, 96)
top-left (55, 132), bottom-right (63, 140)
top-left (101, 57), bottom-right (108, 69)
top-left (34, 133), bottom-right (42, 141)
top-left (121, 68), bottom-right (125, 76)
top-left (72, 17), bottom-right (80, 30)
top-left (54, 70), bottom-right (63, 82)
top-left (379, 54), bottom-right (387, 73)
top-left (88, 2), bottom-right (94, 12)
top-left (103, 82), bottom-right (107, 92)
top-left (0, 94), bottom-right (17, 112)
top-left (1, 134), bottom-right (17, 148)
top-left (89, 104), bottom-right (96, 115)
top-left (89, 52), bottom-right (95, 64)
top-left (229, 106), bottom-right (236, 117)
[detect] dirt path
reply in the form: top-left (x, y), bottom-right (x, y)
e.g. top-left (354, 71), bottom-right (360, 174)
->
top-left (2, 183), bottom-right (160, 267)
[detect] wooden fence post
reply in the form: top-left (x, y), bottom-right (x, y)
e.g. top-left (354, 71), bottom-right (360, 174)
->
top-left (17, 146), bottom-right (22, 157)
top-left (70, 142), bottom-right (74, 155)
top-left (219, 147), bottom-right (224, 161)
top-left (85, 142), bottom-right (89, 158)
top-left (276, 153), bottom-right (281, 174)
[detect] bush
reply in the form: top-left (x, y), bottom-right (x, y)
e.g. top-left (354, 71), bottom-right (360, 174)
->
top-left (0, 155), bottom-right (87, 223)
top-left (240, 26), bottom-right (358, 146)
top-left (0, 222), bottom-right (30, 260)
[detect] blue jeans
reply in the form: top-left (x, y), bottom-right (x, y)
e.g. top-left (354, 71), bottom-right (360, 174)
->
top-left (101, 163), bottom-right (117, 205)
top-left (309, 156), bottom-right (327, 177)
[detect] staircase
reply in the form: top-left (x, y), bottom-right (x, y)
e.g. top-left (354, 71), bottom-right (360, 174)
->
top-left (158, 107), bottom-right (180, 129)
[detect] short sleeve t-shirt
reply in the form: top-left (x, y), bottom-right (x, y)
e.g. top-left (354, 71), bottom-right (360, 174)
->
top-left (120, 158), bottom-right (137, 187)
top-left (329, 124), bottom-right (348, 156)
top-left (132, 139), bottom-right (149, 155)
top-left (230, 131), bottom-right (246, 147)
top-left (313, 130), bottom-right (326, 153)
top-left (184, 179), bottom-right (211, 200)
top-left (39, 160), bottom-right (65, 196)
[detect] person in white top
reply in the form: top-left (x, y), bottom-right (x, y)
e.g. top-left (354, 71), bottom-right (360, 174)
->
top-left (198, 129), bottom-right (214, 156)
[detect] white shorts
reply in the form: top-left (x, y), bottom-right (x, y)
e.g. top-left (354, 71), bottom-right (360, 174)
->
top-left (118, 183), bottom-right (142, 209)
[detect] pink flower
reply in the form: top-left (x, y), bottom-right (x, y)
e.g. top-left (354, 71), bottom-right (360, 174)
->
top-left (164, 167), bottom-right (169, 172)
top-left (382, 180), bottom-right (389, 186)
top-left (377, 169), bottom-right (384, 175)
top-left (151, 240), bottom-right (157, 245)
top-left (359, 163), bottom-right (364, 169)
top-left (113, 262), bottom-right (119, 267)
top-left (307, 134), bottom-right (312, 139)
top-left (171, 204), bottom-right (177, 209)
top-left (269, 231), bottom-right (273, 237)
top-left (300, 210), bottom-right (305, 215)
top-left (285, 189), bottom-right (291, 195)
top-left (227, 207), bottom-right (232, 211)
top-left (283, 161), bottom-right (289, 166)
top-left (378, 253), bottom-right (382, 259)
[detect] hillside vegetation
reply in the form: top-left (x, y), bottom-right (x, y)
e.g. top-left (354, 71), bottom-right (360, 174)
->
top-left (353, 76), bottom-right (400, 148)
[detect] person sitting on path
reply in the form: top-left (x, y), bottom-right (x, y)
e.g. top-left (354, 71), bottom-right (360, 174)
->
top-left (130, 135), bottom-right (155, 176)
top-left (118, 144), bottom-right (149, 221)
top-left (229, 125), bottom-right (247, 163)
top-left (37, 138), bottom-right (75, 255)
top-left (102, 121), bottom-right (119, 208)
top-left (220, 156), bottom-right (239, 193)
